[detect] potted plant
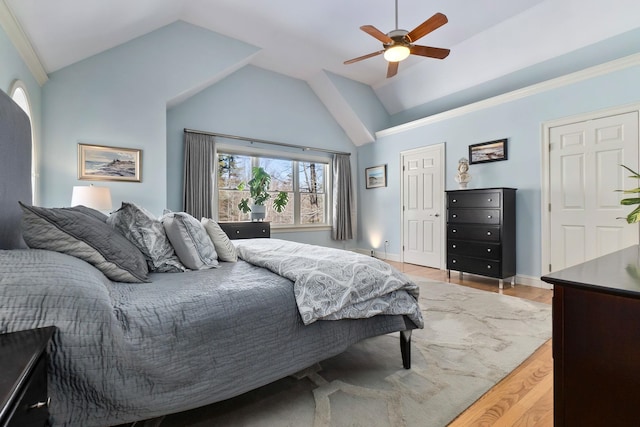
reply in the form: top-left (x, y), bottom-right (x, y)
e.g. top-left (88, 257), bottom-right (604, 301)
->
top-left (619, 164), bottom-right (640, 223)
top-left (237, 166), bottom-right (289, 221)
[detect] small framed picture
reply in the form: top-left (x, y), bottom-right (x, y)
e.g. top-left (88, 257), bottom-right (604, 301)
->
top-left (469, 139), bottom-right (508, 165)
top-left (78, 143), bottom-right (142, 182)
top-left (365, 164), bottom-right (387, 189)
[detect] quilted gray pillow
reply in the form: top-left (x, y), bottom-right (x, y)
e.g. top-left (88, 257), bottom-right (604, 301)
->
top-left (107, 202), bottom-right (186, 273)
top-left (201, 218), bottom-right (237, 262)
top-left (162, 212), bottom-right (219, 270)
top-left (19, 202), bottom-right (149, 283)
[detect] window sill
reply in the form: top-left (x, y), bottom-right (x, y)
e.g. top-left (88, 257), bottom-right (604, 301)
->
top-left (272, 225), bottom-right (332, 233)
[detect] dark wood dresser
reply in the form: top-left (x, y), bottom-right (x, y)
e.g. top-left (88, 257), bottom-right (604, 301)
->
top-left (446, 187), bottom-right (516, 288)
top-left (0, 326), bottom-right (56, 427)
top-left (542, 246), bottom-right (640, 426)
top-left (218, 221), bottom-right (270, 240)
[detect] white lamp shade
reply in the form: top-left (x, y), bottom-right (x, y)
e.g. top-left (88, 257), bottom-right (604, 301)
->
top-left (384, 45), bottom-right (410, 62)
top-left (71, 185), bottom-right (113, 211)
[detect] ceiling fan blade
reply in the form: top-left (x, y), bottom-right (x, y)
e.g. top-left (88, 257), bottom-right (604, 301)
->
top-left (360, 25), bottom-right (393, 44)
top-left (344, 50), bottom-right (384, 65)
top-left (406, 12), bottom-right (448, 43)
top-left (387, 61), bottom-right (399, 78)
top-left (410, 45), bottom-right (450, 59)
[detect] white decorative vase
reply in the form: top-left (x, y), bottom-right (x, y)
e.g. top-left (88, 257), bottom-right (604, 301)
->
top-left (251, 204), bottom-right (266, 222)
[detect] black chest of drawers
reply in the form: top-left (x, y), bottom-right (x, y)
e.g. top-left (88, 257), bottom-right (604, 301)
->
top-left (0, 326), bottom-right (56, 427)
top-left (446, 188), bottom-right (516, 288)
top-left (218, 221), bottom-right (270, 240)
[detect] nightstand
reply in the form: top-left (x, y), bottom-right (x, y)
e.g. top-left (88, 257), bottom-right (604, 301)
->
top-left (218, 221), bottom-right (270, 240)
top-left (0, 326), bottom-right (56, 427)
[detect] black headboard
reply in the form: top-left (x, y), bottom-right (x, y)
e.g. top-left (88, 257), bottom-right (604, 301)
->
top-left (0, 88), bottom-right (32, 249)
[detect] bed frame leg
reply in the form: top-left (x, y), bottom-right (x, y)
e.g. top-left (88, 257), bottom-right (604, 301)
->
top-left (400, 330), bottom-right (412, 369)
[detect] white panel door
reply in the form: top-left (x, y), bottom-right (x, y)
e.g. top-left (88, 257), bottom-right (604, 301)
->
top-left (402, 145), bottom-right (444, 268)
top-left (549, 111), bottom-right (639, 271)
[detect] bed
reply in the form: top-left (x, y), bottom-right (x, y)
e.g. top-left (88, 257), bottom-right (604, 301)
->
top-left (0, 89), bottom-right (422, 427)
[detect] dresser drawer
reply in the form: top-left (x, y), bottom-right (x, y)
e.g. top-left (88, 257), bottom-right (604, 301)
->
top-left (218, 222), bottom-right (270, 239)
top-left (447, 225), bottom-right (500, 242)
top-left (448, 240), bottom-right (501, 260)
top-left (448, 209), bottom-right (500, 224)
top-left (448, 191), bottom-right (501, 208)
top-left (447, 255), bottom-right (501, 278)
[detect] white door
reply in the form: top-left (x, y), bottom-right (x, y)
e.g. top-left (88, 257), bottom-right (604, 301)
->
top-left (549, 111), bottom-right (639, 271)
top-left (402, 144), bottom-right (444, 268)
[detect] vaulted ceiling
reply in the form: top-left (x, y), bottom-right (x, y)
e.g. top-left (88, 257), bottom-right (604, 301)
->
top-left (4, 0), bottom-right (640, 118)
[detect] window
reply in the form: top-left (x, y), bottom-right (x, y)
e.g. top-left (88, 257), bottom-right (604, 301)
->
top-left (10, 81), bottom-right (35, 203)
top-left (217, 150), bottom-right (330, 227)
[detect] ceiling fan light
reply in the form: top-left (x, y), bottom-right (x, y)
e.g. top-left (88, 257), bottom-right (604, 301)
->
top-left (384, 45), bottom-right (410, 62)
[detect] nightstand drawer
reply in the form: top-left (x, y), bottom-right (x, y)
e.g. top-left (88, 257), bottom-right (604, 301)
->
top-left (448, 240), bottom-right (501, 260)
top-left (448, 191), bottom-right (501, 208)
top-left (448, 209), bottom-right (500, 224)
top-left (447, 225), bottom-right (500, 242)
top-left (447, 255), bottom-right (501, 278)
top-left (0, 327), bottom-right (55, 427)
top-left (218, 222), bottom-right (270, 239)
top-left (7, 355), bottom-right (49, 427)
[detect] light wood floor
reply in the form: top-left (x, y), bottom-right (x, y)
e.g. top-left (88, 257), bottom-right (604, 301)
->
top-left (387, 261), bottom-right (554, 427)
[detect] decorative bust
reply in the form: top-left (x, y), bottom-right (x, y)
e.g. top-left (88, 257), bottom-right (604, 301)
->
top-left (455, 157), bottom-right (471, 189)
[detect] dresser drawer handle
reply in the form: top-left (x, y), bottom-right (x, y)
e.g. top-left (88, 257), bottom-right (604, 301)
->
top-left (29, 397), bottom-right (50, 410)
top-left (452, 244), bottom-right (456, 248)
top-left (452, 229), bottom-right (457, 233)
top-left (452, 199), bottom-right (457, 203)
top-left (487, 215), bottom-right (492, 219)
top-left (487, 231), bottom-right (492, 236)
top-left (487, 198), bottom-right (492, 202)
top-left (236, 230), bottom-right (240, 234)
top-left (487, 265), bottom-right (492, 269)
top-left (452, 214), bottom-right (457, 218)
top-left (452, 259), bottom-right (457, 263)
top-left (262, 229), bottom-right (266, 233)
top-left (487, 248), bottom-right (492, 252)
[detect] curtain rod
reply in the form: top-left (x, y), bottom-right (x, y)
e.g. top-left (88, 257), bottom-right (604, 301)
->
top-left (184, 128), bottom-right (351, 156)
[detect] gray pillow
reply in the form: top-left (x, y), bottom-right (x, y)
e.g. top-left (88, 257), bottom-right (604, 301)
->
top-left (107, 202), bottom-right (186, 273)
top-left (201, 218), bottom-right (237, 262)
top-left (19, 202), bottom-right (149, 283)
top-left (162, 212), bottom-right (219, 270)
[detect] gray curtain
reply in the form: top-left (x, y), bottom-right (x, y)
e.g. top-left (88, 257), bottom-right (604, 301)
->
top-left (183, 132), bottom-right (215, 219)
top-left (332, 154), bottom-right (353, 240)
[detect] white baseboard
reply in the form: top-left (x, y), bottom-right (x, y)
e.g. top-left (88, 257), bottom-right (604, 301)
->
top-left (354, 247), bottom-right (553, 290)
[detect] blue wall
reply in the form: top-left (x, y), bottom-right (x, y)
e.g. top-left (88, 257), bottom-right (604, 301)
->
top-left (40, 21), bottom-right (259, 215)
top-left (358, 64), bottom-right (640, 278)
top-left (166, 65), bottom-right (359, 247)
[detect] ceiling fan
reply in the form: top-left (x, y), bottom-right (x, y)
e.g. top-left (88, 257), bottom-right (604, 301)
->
top-left (344, 0), bottom-right (450, 78)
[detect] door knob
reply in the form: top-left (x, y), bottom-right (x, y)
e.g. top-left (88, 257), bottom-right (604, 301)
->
top-left (434, 213), bottom-right (440, 217)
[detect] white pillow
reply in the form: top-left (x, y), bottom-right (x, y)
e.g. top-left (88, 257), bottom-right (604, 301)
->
top-left (201, 218), bottom-right (238, 262)
top-left (162, 212), bottom-right (219, 270)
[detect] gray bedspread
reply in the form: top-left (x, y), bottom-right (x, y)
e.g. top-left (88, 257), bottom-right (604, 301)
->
top-left (0, 247), bottom-right (416, 426)
top-left (236, 239), bottom-right (423, 327)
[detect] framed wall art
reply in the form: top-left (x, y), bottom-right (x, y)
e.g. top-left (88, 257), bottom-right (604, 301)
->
top-left (365, 164), bottom-right (387, 189)
top-left (469, 138), bottom-right (508, 164)
top-left (78, 143), bottom-right (142, 182)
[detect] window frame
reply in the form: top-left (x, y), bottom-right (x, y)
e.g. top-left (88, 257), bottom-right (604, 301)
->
top-left (215, 144), bottom-right (332, 232)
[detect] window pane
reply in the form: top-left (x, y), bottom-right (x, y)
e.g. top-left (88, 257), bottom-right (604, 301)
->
top-left (299, 162), bottom-right (324, 193)
top-left (301, 194), bottom-right (325, 224)
top-left (218, 189), bottom-right (250, 222)
top-left (218, 154), bottom-right (251, 189)
top-left (267, 192), bottom-right (294, 225)
top-left (260, 158), bottom-right (293, 191)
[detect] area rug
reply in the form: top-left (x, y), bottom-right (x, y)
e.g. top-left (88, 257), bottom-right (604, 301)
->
top-left (156, 279), bottom-right (552, 427)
